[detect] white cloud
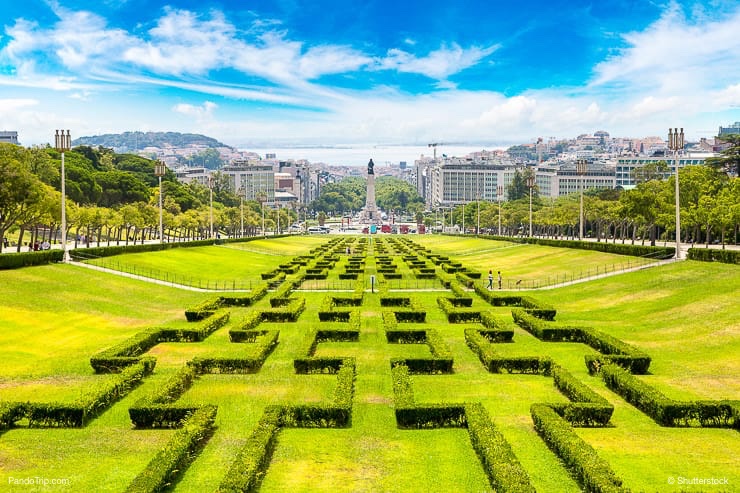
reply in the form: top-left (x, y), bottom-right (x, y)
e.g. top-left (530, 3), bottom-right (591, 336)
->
top-left (377, 43), bottom-right (499, 79)
top-left (172, 101), bottom-right (217, 120)
top-left (0, 98), bottom-right (39, 112)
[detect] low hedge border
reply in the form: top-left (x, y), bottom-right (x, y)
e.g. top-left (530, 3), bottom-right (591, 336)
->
top-left (1, 361), bottom-right (153, 429)
top-left (475, 235), bottom-right (675, 259)
top-left (511, 309), bottom-right (651, 374)
top-left (465, 329), bottom-right (552, 375)
top-left (91, 311), bottom-right (230, 373)
top-left (386, 327), bottom-right (453, 374)
top-left (474, 285), bottom-right (557, 320)
top-left (126, 405), bottom-right (217, 493)
top-left (601, 364), bottom-right (739, 428)
top-left (437, 296), bottom-right (480, 323)
top-left (390, 364), bottom-right (536, 492)
top-left (218, 360), bottom-right (356, 491)
top-left (189, 330), bottom-right (279, 374)
top-left (531, 404), bottom-right (626, 493)
top-left (129, 365), bottom-right (199, 428)
top-left (688, 248), bottom-right (739, 264)
top-left (260, 297), bottom-right (306, 322)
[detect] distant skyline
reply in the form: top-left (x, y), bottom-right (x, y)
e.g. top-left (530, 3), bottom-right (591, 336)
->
top-left (1, 0), bottom-right (739, 149)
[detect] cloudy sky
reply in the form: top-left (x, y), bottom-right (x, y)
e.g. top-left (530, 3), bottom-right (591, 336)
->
top-left (1, 0), bottom-right (739, 148)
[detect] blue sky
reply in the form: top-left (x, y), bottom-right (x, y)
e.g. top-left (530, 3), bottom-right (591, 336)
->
top-left (1, 0), bottom-right (739, 148)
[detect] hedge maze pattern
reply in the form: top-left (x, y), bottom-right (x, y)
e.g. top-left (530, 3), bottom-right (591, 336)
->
top-left (1, 235), bottom-right (738, 492)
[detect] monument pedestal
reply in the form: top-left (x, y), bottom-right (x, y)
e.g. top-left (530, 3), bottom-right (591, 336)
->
top-left (361, 159), bottom-right (381, 225)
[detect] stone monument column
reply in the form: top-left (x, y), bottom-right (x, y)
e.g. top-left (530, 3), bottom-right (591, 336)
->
top-left (362, 159), bottom-right (380, 224)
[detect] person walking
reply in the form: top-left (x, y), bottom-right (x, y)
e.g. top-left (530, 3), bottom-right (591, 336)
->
top-left (498, 271), bottom-right (503, 290)
top-left (487, 270), bottom-right (493, 290)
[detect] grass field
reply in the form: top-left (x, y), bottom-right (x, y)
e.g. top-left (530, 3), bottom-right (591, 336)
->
top-left (0, 235), bottom-right (737, 492)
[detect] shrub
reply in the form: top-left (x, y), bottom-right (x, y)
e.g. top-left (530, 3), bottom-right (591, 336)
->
top-left (129, 365), bottom-right (198, 429)
top-left (0, 250), bottom-right (64, 270)
top-left (465, 403), bottom-right (536, 493)
top-left (184, 298), bottom-right (222, 322)
top-left (531, 404), bottom-right (626, 492)
top-left (687, 248), bottom-right (739, 264)
top-left (126, 406), bottom-right (217, 493)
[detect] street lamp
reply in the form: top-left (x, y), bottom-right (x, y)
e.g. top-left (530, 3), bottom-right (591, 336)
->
top-left (154, 160), bottom-right (166, 243)
top-left (668, 127), bottom-right (684, 259)
top-left (238, 187), bottom-right (245, 238)
top-left (54, 130), bottom-right (71, 262)
top-left (257, 193), bottom-right (266, 237)
top-left (208, 175), bottom-right (214, 239)
top-left (576, 159), bottom-right (588, 241)
top-left (526, 175), bottom-right (535, 237)
top-left (497, 185), bottom-right (503, 236)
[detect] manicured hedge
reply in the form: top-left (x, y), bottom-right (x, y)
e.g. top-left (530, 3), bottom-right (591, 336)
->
top-left (129, 365), bottom-right (198, 428)
top-left (465, 403), bottom-right (536, 493)
top-left (465, 329), bottom-right (551, 375)
top-left (0, 250), bottom-right (63, 269)
top-left (512, 309), bottom-right (651, 374)
top-left (437, 297), bottom-right (480, 323)
top-left (479, 235), bottom-right (675, 259)
top-left (10, 361), bottom-right (153, 428)
top-left (474, 287), bottom-right (557, 319)
top-left (229, 311), bottom-right (264, 341)
top-left (688, 248), bottom-right (739, 264)
top-left (531, 404), bottom-right (626, 493)
top-left (126, 405), bottom-right (217, 493)
top-left (261, 297), bottom-right (306, 322)
top-left (189, 330), bottom-right (279, 374)
top-left (601, 364), bottom-right (739, 428)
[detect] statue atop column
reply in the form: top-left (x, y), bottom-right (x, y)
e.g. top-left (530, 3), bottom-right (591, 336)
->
top-left (361, 158), bottom-right (380, 225)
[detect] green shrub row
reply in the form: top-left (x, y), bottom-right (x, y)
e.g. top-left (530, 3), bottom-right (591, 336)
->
top-left (465, 402), bottom-right (536, 493)
top-left (0, 250), bottom-right (64, 270)
top-left (480, 235), bottom-right (675, 259)
top-left (465, 329), bottom-right (551, 375)
top-left (229, 311), bottom-right (264, 341)
top-left (126, 405), bottom-right (217, 493)
top-left (391, 364), bottom-right (466, 428)
top-left (511, 309), bottom-right (651, 374)
top-left (129, 365), bottom-right (199, 428)
top-left (531, 404), bottom-right (626, 493)
top-left (261, 297), bottom-right (306, 322)
top-left (2, 361), bottom-right (153, 429)
top-left (189, 330), bottom-right (279, 374)
top-left (387, 328), bottom-right (453, 374)
top-left (91, 312), bottom-right (229, 373)
top-left (437, 296), bottom-right (481, 323)
top-left (688, 248), bottom-right (739, 264)
top-left (477, 312), bottom-right (516, 342)
top-left (184, 298), bottom-right (221, 321)
top-left (185, 287), bottom-right (268, 321)
top-left (601, 364), bottom-right (739, 428)
top-left (380, 296), bottom-right (412, 307)
top-left (218, 358), bottom-right (356, 491)
top-left (474, 286), bottom-right (557, 320)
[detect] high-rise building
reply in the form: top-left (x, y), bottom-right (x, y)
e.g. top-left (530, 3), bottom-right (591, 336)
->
top-left (222, 162), bottom-right (275, 204)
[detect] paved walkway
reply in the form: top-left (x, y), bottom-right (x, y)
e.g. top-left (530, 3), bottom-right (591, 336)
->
top-left (69, 260), bottom-right (251, 292)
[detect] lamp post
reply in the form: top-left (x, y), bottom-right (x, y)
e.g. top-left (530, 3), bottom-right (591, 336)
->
top-left (497, 185), bottom-right (503, 236)
top-left (257, 193), bottom-right (266, 237)
top-left (54, 130), bottom-right (71, 262)
top-left (238, 187), bottom-right (245, 238)
top-left (668, 127), bottom-right (684, 259)
top-left (208, 175), bottom-right (214, 239)
top-left (526, 175), bottom-right (535, 237)
top-left (154, 160), bottom-right (166, 243)
top-left (576, 159), bottom-right (588, 241)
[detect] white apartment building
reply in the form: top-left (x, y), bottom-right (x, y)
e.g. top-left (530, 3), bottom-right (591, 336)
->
top-left (0, 131), bottom-right (19, 145)
top-left (615, 153), bottom-right (712, 188)
top-left (221, 163), bottom-right (275, 204)
top-left (428, 162), bottom-right (511, 206)
top-left (174, 166), bottom-right (210, 186)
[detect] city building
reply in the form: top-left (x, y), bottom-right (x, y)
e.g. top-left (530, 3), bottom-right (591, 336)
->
top-left (0, 131), bottom-right (19, 145)
top-left (718, 122), bottom-right (740, 136)
top-left (615, 153), bottom-right (712, 188)
top-left (221, 162), bottom-right (275, 204)
top-left (174, 166), bottom-right (210, 186)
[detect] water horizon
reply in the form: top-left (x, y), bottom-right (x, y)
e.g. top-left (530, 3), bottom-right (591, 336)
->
top-left (242, 143), bottom-right (507, 167)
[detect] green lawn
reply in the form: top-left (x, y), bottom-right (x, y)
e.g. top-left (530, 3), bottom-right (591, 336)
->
top-left (0, 236), bottom-right (737, 492)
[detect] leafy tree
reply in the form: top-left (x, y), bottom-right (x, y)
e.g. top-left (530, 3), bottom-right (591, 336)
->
top-left (631, 160), bottom-right (669, 184)
top-left (96, 170), bottom-right (151, 207)
top-left (507, 169), bottom-right (537, 201)
top-left (705, 134), bottom-right (740, 176)
top-left (0, 144), bottom-right (53, 252)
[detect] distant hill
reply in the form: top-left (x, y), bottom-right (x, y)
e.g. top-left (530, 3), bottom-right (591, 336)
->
top-left (73, 131), bottom-right (232, 152)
